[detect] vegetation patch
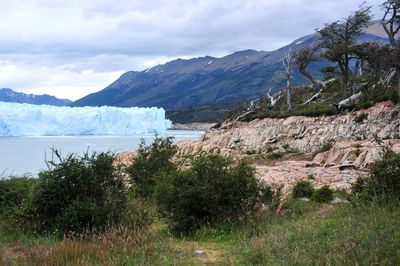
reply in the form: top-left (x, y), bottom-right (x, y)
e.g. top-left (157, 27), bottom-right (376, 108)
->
top-left (292, 180), bottom-right (315, 199)
top-left (352, 148), bottom-right (400, 202)
top-left (126, 137), bottom-right (177, 198)
top-left (312, 185), bottom-right (334, 203)
top-left (156, 154), bottom-right (270, 235)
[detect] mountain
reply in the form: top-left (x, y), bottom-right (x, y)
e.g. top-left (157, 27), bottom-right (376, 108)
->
top-left (72, 24), bottom-right (389, 111)
top-left (0, 88), bottom-right (71, 106)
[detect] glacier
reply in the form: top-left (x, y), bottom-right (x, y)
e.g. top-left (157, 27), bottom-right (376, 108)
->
top-left (0, 102), bottom-right (172, 137)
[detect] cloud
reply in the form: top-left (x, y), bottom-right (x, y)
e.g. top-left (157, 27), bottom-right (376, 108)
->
top-left (0, 0), bottom-right (384, 100)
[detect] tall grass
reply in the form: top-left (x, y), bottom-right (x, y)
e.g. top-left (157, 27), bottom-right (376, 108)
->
top-left (1, 200), bottom-right (400, 265)
top-left (240, 201), bottom-right (400, 265)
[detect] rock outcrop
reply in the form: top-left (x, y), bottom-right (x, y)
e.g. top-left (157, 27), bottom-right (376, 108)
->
top-left (180, 101), bottom-right (399, 154)
top-left (175, 102), bottom-right (400, 194)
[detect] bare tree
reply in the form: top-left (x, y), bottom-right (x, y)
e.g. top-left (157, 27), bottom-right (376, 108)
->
top-left (266, 88), bottom-right (281, 109)
top-left (282, 49), bottom-right (294, 112)
top-left (381, 0), bottom-right (400, 47)
top-left (293, 43), bottom-right (321, 91)
top-left (318, 5), bottom-right (372, 96)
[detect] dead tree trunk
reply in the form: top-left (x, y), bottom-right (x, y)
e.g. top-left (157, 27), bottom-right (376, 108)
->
top-left (303, 88), bottom-right (323, 105)
top-left (267, 88), bottom-right (281, 109)
top-left (283, 50), bottom-right (294, 112)
top-left (336, 91), bottom-right (363, 110)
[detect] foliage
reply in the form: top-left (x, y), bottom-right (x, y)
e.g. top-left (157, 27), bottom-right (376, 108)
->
top-left (353, 42), bottom-right (395, 79)
top-left (320, 66), bottom-right (341, 80)
top-left (355, 83), bottom-right (399, 110)
top-left (126, 137), bottom-right (177, 198)
top-left (0, 177), bottom-right (37, 218)
top-left (291, 102), bottom-right (335, 117)
top-left (166, 103), bottom-right (237, 123)
top-left (318, 5), bottom-right (372, 94)
top-left (354, 113), bottom-right (368, 123)
top-left (29, 150), bottom-right (127, 235)
top-left (156, 154), bottom-right (264, 234)
top-left (312, 185), bottom-right (334, 203)
top-left (292, 180), bottom-right (314, 198)
top-left (352, 148), bottom-right (400, 202)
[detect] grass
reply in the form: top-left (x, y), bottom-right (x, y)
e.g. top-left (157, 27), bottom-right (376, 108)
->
top-left (1, 199), bottom-right (399, 265)
top-left (241, 202), bottom-right (400, 265)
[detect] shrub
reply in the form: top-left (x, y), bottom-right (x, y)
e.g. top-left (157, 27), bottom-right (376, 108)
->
top-left (312, 185), bottom-right (334, 203)
top-left (127, 137), bottom-right (177, 198)
top-left (156, 154), bottom-right (263, 234)
top-left (352, 148), bottom-right (400, 202)
top-left (31, 150), bottom-right (127, 235)
top-left (0, 177), bottom-right (37, 217)
top-left (291, 102), bottom-right (335, 117)
top-left (260, 185), bottom-right (274, 205)
top-left (354, 113), bottom-right (368, 123)
top-left (369, 148), bottom-right (400, 196)
top-left (292, 180), bottom-right (314, 198)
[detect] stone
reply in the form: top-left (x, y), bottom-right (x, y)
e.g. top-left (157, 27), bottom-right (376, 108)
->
top-left (194, 250), bottom-right (206, 257)
top-left (299, 197), bottom-right (311, 201)
top-left (331, 198), bottom-right (350, 204)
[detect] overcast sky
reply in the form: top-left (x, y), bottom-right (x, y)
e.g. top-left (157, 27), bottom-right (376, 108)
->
top-left (0, 0), bottom-right (383, 100)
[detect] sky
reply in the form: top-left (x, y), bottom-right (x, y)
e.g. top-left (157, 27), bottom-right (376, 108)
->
top-left (0, 0), bottom-right (384, 100)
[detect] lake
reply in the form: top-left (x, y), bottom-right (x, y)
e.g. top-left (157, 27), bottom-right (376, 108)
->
top-left (0, 130), bottom-right (204, 177)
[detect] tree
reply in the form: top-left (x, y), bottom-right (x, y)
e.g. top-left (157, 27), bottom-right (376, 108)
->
top-left (282, 49), bottom-right (294, 112)
top-left (293, 43), bottom-right (321, 91)
top-left (318, 6), bottom-right (372, 96)
top-left (353, 42), bottom-right (396, 83)
top-left (381, 0), bottom-right (400, 47)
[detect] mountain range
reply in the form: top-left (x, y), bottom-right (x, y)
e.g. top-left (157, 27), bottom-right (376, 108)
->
top-left (71, 22), bottom-right (388, 111)
top-left (0, 88), bottom-right (71, 106)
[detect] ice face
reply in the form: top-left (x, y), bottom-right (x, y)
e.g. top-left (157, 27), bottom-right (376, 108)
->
top-left (0, 102), bottom-right (172, 137)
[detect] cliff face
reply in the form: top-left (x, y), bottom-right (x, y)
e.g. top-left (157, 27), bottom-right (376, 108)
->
top-left (177, 102), bottom-right (400, 194)
top-left (190, 101), bottom-right (399, 154)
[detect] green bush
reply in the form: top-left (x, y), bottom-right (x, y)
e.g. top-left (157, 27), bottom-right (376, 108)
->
top-left (312, 185), bottom-right (334, 203)
top-left (290, 102), bottom-right (335, 117)
top-left (352, 148), bottom-right (400, 202)
top-left (0, 177), bottom-right (37, 217)
top-left (156, 154), bottom-right (264, 234)
top-left (292, 180), bottom-right (314, 199)
top-left (127, 137), bottom-right (177, 198)
top-left (30, 150), bottom-right (127, 235)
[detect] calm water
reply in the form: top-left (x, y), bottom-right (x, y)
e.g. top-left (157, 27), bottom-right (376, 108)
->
top-left (0, 130), bottom-right (203, 177)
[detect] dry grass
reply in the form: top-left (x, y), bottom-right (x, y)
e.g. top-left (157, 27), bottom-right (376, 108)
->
top-left (1, 226), bottom-right (157, 266)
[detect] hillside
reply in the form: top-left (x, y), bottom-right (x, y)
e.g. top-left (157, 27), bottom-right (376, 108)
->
top-left (0, 88), bottom-right (71, 106)
top-left (71, 24), bottom-right (388, 112)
